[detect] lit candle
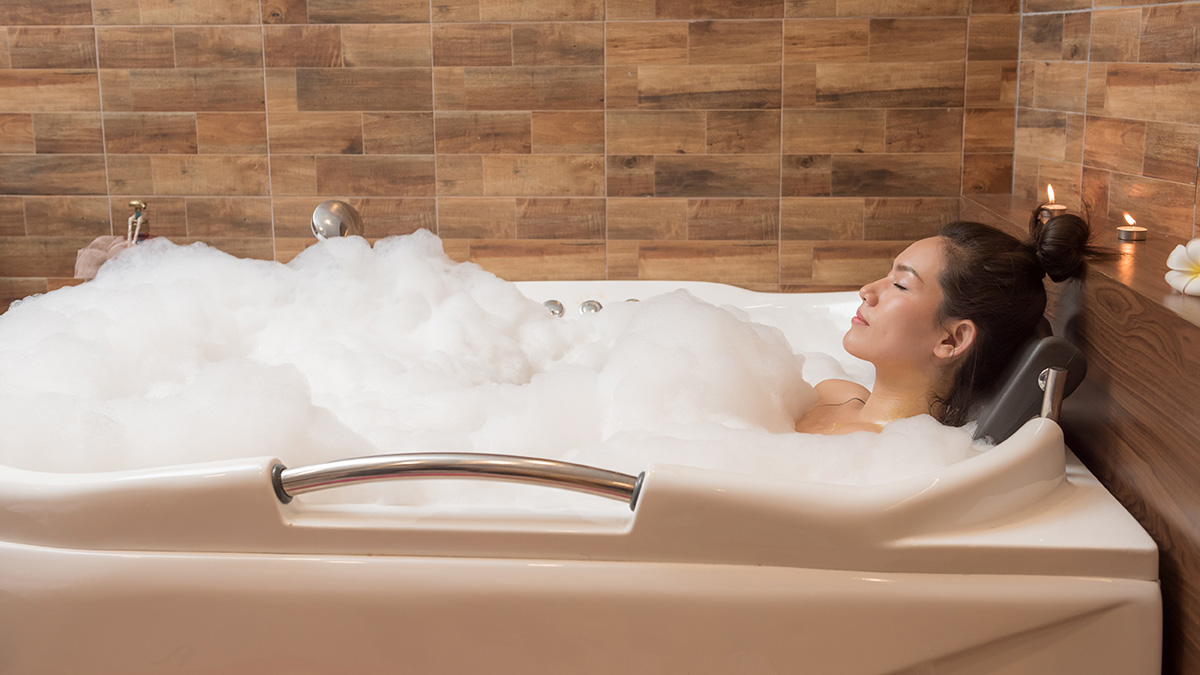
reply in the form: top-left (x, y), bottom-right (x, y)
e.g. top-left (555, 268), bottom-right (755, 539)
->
top-left (1117, 212), bottom-right (1147, 241)
top-left (1039, 184), bottom-right (1067, 223)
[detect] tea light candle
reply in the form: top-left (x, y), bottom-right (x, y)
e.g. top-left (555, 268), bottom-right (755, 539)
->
top-left (1039, 184), bottom-right (1067, 223)
top-left (1117, 212), bottom-right (1147, 241)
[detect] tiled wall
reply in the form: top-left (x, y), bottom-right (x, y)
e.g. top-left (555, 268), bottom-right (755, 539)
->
top-left (1014, 0), bottom-right (1200, 240)
top-left (2, 0), bottom-right (1021, 309)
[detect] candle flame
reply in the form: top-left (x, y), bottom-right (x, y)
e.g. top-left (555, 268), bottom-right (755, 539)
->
top-left (1047, 184), bottom-right (1056, 203)
top-left (1123, 212), bottom-right (1136, 226)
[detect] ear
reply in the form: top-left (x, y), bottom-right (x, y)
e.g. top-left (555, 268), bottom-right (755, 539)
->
top-left (934, 319), bottom-right (977, 361)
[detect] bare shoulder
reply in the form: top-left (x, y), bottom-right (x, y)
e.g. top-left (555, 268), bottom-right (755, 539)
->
top-left (814, 379), bottom-right (870, 405)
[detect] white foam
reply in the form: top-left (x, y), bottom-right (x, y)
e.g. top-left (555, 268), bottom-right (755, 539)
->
top-left (0, 231), bottom-right (985, 510)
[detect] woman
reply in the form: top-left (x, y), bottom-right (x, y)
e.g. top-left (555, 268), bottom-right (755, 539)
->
top-left (796, 208), bottom-right (1100, 434)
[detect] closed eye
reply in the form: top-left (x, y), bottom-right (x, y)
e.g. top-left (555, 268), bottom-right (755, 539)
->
top-left (893, 283), bottom-right (907, 290)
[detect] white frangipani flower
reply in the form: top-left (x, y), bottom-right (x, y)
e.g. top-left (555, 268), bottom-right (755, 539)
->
top-left (1165, 238), bottom-right (1200, 296)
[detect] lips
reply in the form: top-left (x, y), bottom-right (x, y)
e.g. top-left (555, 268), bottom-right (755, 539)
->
top-left (851, 309), bottom-right (869, 327)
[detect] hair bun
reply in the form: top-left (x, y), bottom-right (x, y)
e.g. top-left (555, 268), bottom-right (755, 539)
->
top-left (1028, 213), bottom-right (1092, 283)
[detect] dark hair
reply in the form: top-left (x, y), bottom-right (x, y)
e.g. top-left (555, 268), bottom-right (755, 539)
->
top-left (930, 208), bottom-right (1100, 426)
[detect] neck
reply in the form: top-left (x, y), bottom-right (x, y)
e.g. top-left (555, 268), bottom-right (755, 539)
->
top-left (860, 365), bottom-right (944, 426)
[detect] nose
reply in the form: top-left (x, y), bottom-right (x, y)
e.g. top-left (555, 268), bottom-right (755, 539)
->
top-left (859, 277), bottom-right (882, 304)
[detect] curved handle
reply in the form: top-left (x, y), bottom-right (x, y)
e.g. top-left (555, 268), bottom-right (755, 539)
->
top-left (273, 453), bottom-right (644, 510)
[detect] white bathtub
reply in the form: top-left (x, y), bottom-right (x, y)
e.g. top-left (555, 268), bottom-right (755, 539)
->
top-left (0, 281), bottom-right (1160, 674)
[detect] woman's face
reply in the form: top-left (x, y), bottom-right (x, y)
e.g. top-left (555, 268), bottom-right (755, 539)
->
top-left (843, 237), bottom-right (952, 372)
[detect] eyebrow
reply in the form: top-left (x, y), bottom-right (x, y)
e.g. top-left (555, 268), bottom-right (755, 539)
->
top-left (894, 263), bottom-right (922, 281)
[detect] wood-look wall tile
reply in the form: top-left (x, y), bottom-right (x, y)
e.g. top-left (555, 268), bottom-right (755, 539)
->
top-left (832, 154), bottom-right (961, 197)
top-left (0, 70), bottom-right (99, 112)
top-left (1107, 173), bottom-right (1194, 239)
top-left (607, 198), bottom-right (687, 239)
top-left (456, 67), bottom-right (604, 110)
top-left (1143, 122), bottom-right (1199, 185)
top-left (624, 241), bottom-right (778, 290)
top-left (863, 197), bottom-right (958, 239)
top-left (782, 109), bottom-right (885, 153)
top-left (0, 0), bottom-right (93, 25)
top-left (297, 68), bottom-right (432, 112)
top-left (0, 114), bottom-right (34, 153)
top-left (687, 198), bottom-right (778, 239)
top-left (783, 64), bottom-right (817, 107)
top-left (0, 155), bottom-right (107, 195)
top-left (512, 24), bottom-right (604, 66)
top-left (352, 198), bottom-right (436, 236)
top-left (137, 0), bottom-right (260, 24)
top-left (1015, 107), bottom-right (1068, 160)
top-left (962, 153), bottom-right (1013, 193)
top-left (1140, 5), bottom-right (1200, 64)
top-left (1017, 60), bottom-right (1034, 107)
top-left (607, 155), bottom-right (655, 197)
top-left (655, 0), bottom-right (784, 20)
top-left (1090, 8), bottom-right (1140, 63)
top-left (1010, 152), bottom-right (1038, 201)
top-left (836, 0), bottom-right (967, 15)
top-left (316, 156), bottom-right (436, 196)
top-left (129, 69), bottom-right (265, 112)
top-left (1064, 111), bottom-right (1085, 162)
top-left (31, 113), bottom-right (103, 154)
top-left (780, 240), bottom-right (813, 286)
top-left (810, 241), bottom-right (908, 286)
top-left (174, 27), bottom-right (262, 68)
top-left (531, 111), bottom-right (604, 153)
top-left (431, 0), bottom-right (481, 23)
top-left (605, 22), bottom-right (688, 65)
top-left (0, 32), bottom-right (9, 70)
top-left (1080, 166), bottom-right (1108, 225)
top-left (100, 69), bottom-right (136, 112)
top-left (274, 238), bottom-right (312, 263)
top-left (7, 28), bottom-right (96, 69)
top-left (437, 155), bottom-right (483, 195)
top-left (151, 156), bottom-right (270, 196)
top-left (261, 0), bottom-right (308, 24)
top-left (479, 0), bottom-right (604, 21)
top-left (106, 155), bottom-right (154, 193)
top-left (1029, 60), bottom-right (1087, 113)
top-left (467, 240), bottom-right (606, 281)
top-left (1021, 13), bottom-right (1066, 61)
top-left (516, 198), bottom-right (606, 238)
top-left (435, 111), bottom-right (531, 154)
top-left (706, 111), bottom-right (780, 154)
top-left (185, 198), bottom-right (272, 237)
top-left (607, 111), bottom-right (706, 154)
top-left (655, 155), bottom-right (780, 198)
top-left (269, 157), bottom-right (318, 196)
top-left (92, 0), bottom-right (140, 25)
top-left (109, 196), bottom-right (187, 237)
top-left (1024, 0), bottom-right (1087, 11)
top-left (688, 20), bottom-right (782, 65)
top-left (885, 109), bottom-right (962, 153)
top-left (606, 66), bottom-right (640, 109)
top-left (815, 63), bottom-right (964, 107)
top-left (272, 197), bottom-right (321, 236)
top-left (783, 19), bottom-right (868, 63)
top-left (482, 155), bottom-right (605, 196)
top-left (196, 113), bottom-right (267, 154)
top-left (265, 69), bottom-right (298, 112)
top-left (23, 197), bottom-right (110, 236)
top-left (868, 19), bottom-right (966, 62)
top-left (432, 24), bottom-right (511, 67)
top-left (607, 0), bottom-right (655, 20)
top-left (781, 197), bottom-right (862, 240)
top-left (637, 65), bottom-right (781, 109)
top-left (363, 113), bottom-right (435, 154)
top-left (437, 198), bottom-right (517, 238)
top-left (965, 60), bottom-right (1017, 107)
top-left (264, 26), bottom-right (343, 68)
top-left (307, 0), bottom-right (429, 23)
top-left (783, 0), bottom-right (835, 17)
top-left (0, 236), bottom-right (96, 277)
top-left (1035, 158), bottom-right (1081, 209)
top-left (964, 108), bottom-right (1015, 153)
top-left (268, 112), bottom-right (363, 154)
top-left (968, 15), bottom-right (1019, 60)
top-left (781, 154), bottom-right (831, 196)
top-left (342, 25), bottom-right (432, 67)
top-left (97, 27), bottom-right (174, 69)
top-left (104, 113), bottom-right (197, 154)
top-left (1062, 12), bottom-right (1090, 61)
top-left (1101, 64), bottom-right (1200, 125)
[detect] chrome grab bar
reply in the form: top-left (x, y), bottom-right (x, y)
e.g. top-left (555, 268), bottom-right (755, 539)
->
top-left (1039, 366), bottom-right (1067, 422)
top-left (272, 453), bottom-right (644, 510)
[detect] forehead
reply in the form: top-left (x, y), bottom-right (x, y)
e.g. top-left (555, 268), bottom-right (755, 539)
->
top-left (894, 237), bottom-right (945, 276)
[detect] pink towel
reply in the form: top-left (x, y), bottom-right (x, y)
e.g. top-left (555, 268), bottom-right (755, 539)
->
top-left (75, 235), bottom-right (136, 280)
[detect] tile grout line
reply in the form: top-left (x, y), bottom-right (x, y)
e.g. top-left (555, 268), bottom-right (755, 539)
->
top-left (89, 8), bottom-right (113, 239)
top-left (258, 2), bottom-right (276, 262)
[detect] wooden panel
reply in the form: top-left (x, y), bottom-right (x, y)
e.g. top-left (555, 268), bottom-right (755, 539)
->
top-left (636, 65), bottom-right (781, 109)
top-left (531, 112), bottom-right (604, 154)
top-left (272, 197), bottom-right (324, 236)
top-left (687, 198), bottom-right (778, 239)
top-left (605, 22), bottom-right (688, 65)
top-left (138, 0), bottom-right (261, 24)
top-left (151, 156), bottom-right (270, 196)
top-left (467, 240), bottom-right (605, 281)
top-left (1143, 122), bottom-right (1199, 185)
top-left (184, 198), bottom-right (272, 237)
top-left (270, 156), bottom-right (317, 196)
top-left (1028, 60), bottom-right (1088, 113)
top-left (265, 69), bottom-right (297, 112)
top-left (478, 0), bottom-right (604, 21)
top-left (108, 196), bottom-right (187, 237)
top-left (267, 112), bottom-right (363, 155)
top-left (782, 109), bottom-right (884, 153)
top-left (1061, 12), bottom-right (1091, 61)
top-left (316, 156), bottom-right (437, 197)
top-left (781, 197), bottom-right (863, 240)
top-left (863, 197), bottom-right (958, 240)
top-left (815, 63), bottom-right (964, 107)
top-left (965, 60), bottom-right (1018, 107)
top-left (432, 24), bottom-right (512, 67)
top-left (23, 197), bottom-right (110, 236)
top-left (92, 0), bottom-right (140, 25)
top-left (436, 155), bottom-right (483, 195)
top-left (515, 198), bottom-right (605, 239)
top-left (261, 0), bottom-right (308, 23)
top-left (173, 27), bottom-right (262, 68)
top-left (968, 15), bottom-right (1019, 60)
top-left (0, 70), bottom-right (98, 112)
top-left (782, 0), bottom-right (835, 17)
top-left (1021, 12), bottom-right (1088, 62)
top-left (687, 20), bottom-right (782, 65)
top-left (607, 154), bottom-right (655, 197)
top-left (835, 0), bottom-right (966, 15)
top-left (362, 113), bottom-right (435, 154)
top-left (104, 113), bottom-right (197, 154)
top-left (353, 198), bottom-right (437, 236)
top-left (0, 0), bottom-right (93, 25)
top-left (482, 155), bottom-right (605, 196)
top-left (106, 155), bottom-right (154, 194)
top-left (961, 153), bottom-right (1013, 194)
top-left (437, 198), bottom-right (517, 238)
top-left (297, 69), bottom-right (431, 111)
top-left (431, 0), bottom-right (482, 23)
top-left (810, 241), bottom-right (908, 285)
top-left (1083, 115), bottom-right (1145, 174)
top-left (0, 155), bottom-right (107, 195)
top-left (1080, 166), bottom-right (1109, 223)
top-left (435, 111), bottom-right (531, 154)
top-left (606, 0), bottom-right (655, 20)
top-left (781, 153), bottom-right (831, 197)
top-left (831, 154), bottom-right (961, 197)
top-left (607, 111), bottom-right (706, 155)
top-left (1100, 64), bottom-right (1200, 125)
top-left (264, 26), bottom-right (342, 68)
top-left (654, 155), bottom-right (780, 197)
top-left (196, 113), bottom-right (266, 154)
top-left (868, 18), bottom-right (966, 62)
top-left (129, 69), bottom-right (265, 112)
top-left (1140, 5), bottom-right (1200, 64)
top-left (342, 25), bottom-right (432, 67)
top-left (653, 0), bottom-right (783, 19)
top-left (706, 111), bottom-right (780, 154)
top-left (885, 109), bottom-right (962, 153)
top-left (0, 236), bottom-right (96, 277)
top-left (97, 27), bottom-right (174, 69)
top-left (1107, 173), bottom-right (1194, 240)
top-left (607, 198), bottom-right (687, 239)
top-left (307, 0), bottom-right (429, 23)
top-left (1016, 108), bottom-right (1069, 161)
top-left (512, 24), bottom-right (604, 66)
top-left (620, 241), bottom-right (778, 291)
top-left (780, 240), bottom-right (814, 287)
top-left (606, 65), bottom-right (640, 109)
top-left (31, 113), bottom-right (102, 154)
top-left (783, 19), bottom-right (868, 63)
top-left (7, 27), bottom-right (96, 69)
top-left (964, 108), bottom-right (1015, 153)
top-left (0, 114), bottom-right (34, 153)
top-left (1090, 8), bottom-right (1140, 63)
top-left (448, 67), bottom-right (604, 110)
